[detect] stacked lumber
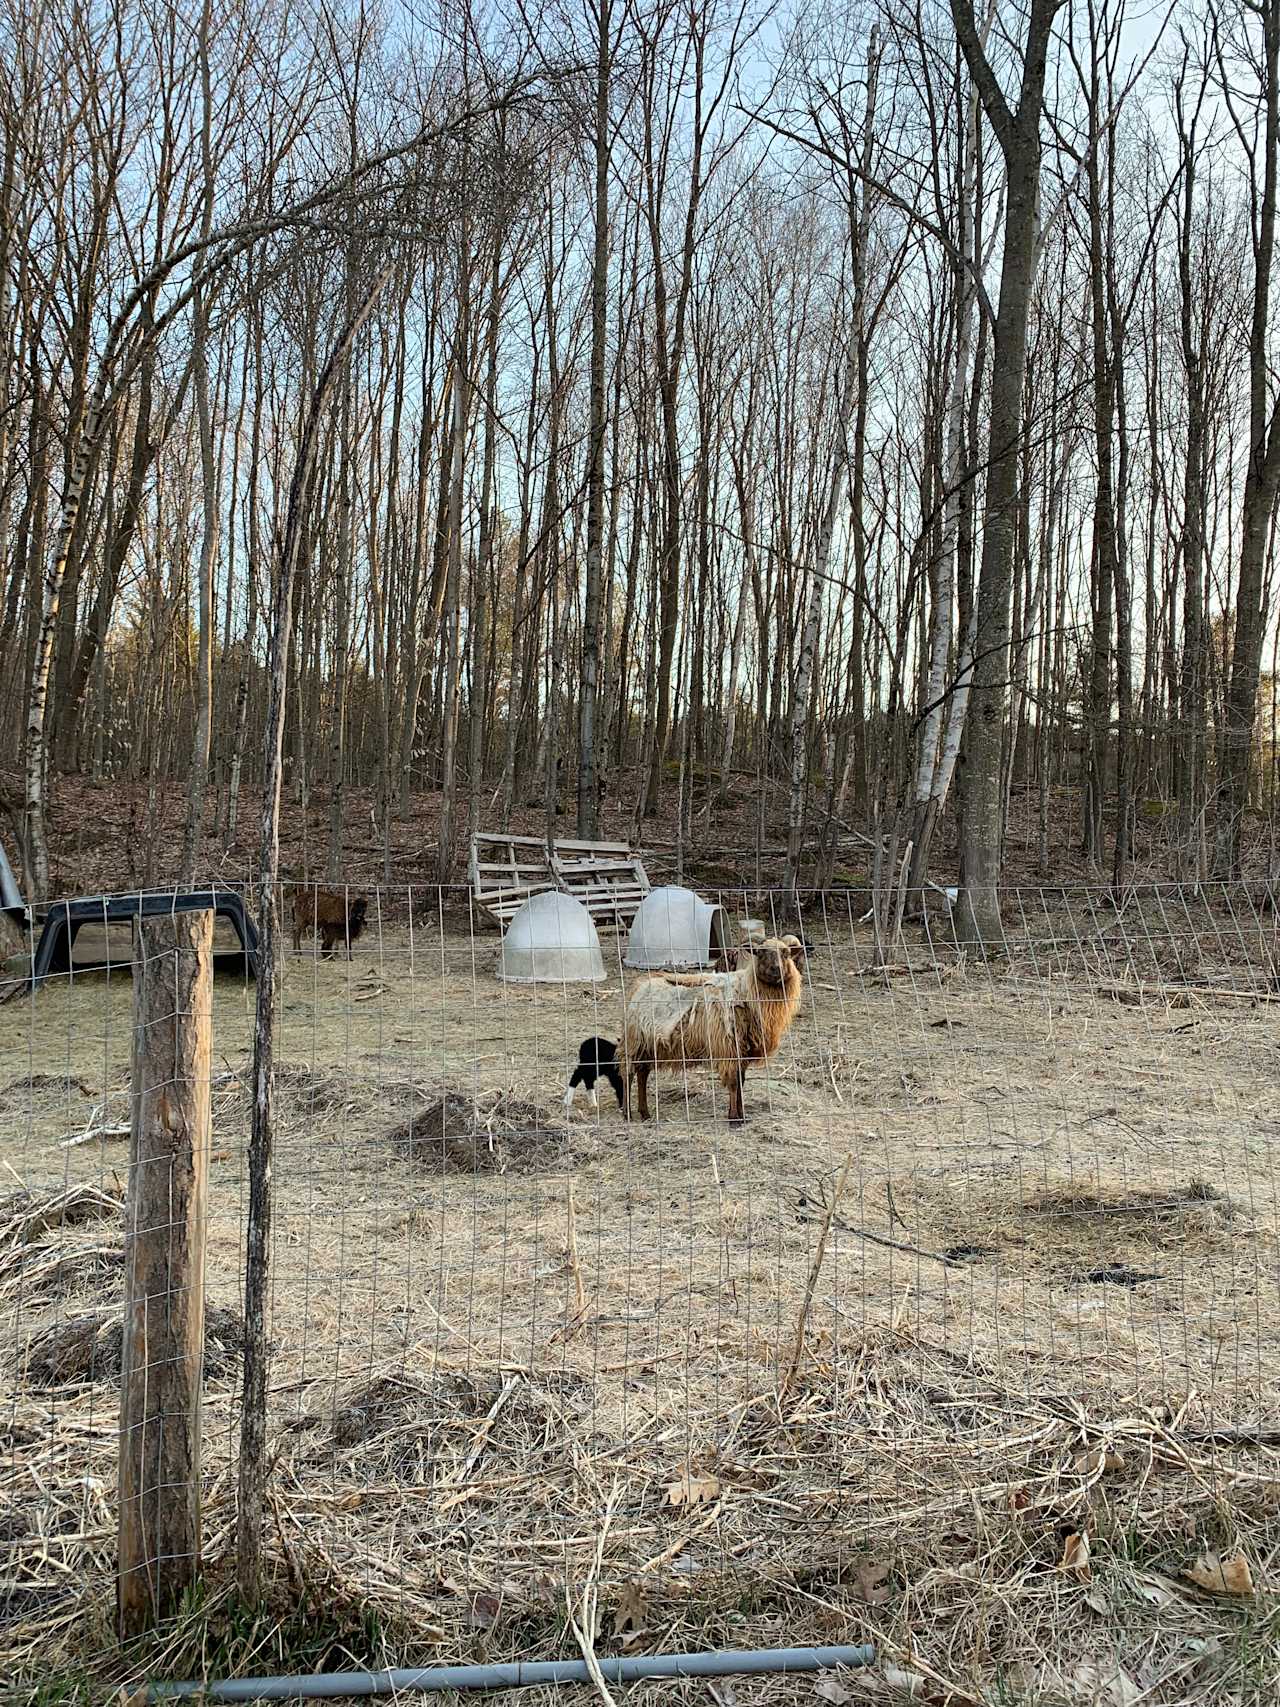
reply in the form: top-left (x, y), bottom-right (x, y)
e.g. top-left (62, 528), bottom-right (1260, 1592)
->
top-left (467, 834), bottom-right (557, 927)
top-left (469, 833), bottom-right (651, 930)
top-left (550, 839), bottom-right (651, 929)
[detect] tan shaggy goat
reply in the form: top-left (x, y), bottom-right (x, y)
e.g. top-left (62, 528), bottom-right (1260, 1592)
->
top-left (621, 935), bottom-right (805, 1124)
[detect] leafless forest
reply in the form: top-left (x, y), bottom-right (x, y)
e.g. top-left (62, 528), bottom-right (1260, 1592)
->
top-left (3, 0), bottom-right (1280, 936)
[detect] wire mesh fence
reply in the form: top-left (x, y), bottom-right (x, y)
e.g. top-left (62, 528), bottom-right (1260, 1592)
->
top-left (3, 879), bottom-right (1279, 1694)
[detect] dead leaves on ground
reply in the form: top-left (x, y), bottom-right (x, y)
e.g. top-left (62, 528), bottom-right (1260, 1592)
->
top-left (880, 1668), bottom-right (929, 1700)
top-left (1073, 1445), bottom-right (1125, 1476)
top-left (1132, 1570), bottom-right (1180, 1606)
top-left (1062, 1530), bottom-right (1256, 1604)
top-left (852, 1557), bottom-right (893, 1604)
top-left (813, 1676), bottom-right (855, 1704)
top-left (1060, 1531), bottom-right (1092, 1583)
top-left (1048, 1658), bottom-right (1141, 1707)
top-left (665, 1469), bottom-right (720, 1510)
top-left (1182, 1548), bottom-right (1255, 1597)
top-left (877, 1664), bottom-right (982, 1706)
top-left (612, 1579), bottom-right (648, 1640)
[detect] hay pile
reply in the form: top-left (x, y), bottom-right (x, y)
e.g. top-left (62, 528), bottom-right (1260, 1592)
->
top-left (0, 1181), bottom-right (122, 1245)
top-left (0, 1184), bottom-right (125, 1311)
top-left (388, 1088), bottom-right (569, 1173)
top-left (17, 1302), bottom-right (247, 1389)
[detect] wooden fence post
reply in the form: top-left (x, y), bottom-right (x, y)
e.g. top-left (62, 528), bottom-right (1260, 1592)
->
top-left (117, 909), bottom-right (213, 1639)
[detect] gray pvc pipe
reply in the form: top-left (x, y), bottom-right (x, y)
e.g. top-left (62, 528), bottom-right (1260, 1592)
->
top-left (150, 1642), bottom-right (877, 1702)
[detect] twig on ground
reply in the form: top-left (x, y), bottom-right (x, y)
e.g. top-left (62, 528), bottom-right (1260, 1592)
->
top-left (885, 1177), bottom-right (910, 1234)
top-left (457, 1373), bottom-right (522, 1483)
top-left (780, 1153), bottom-right (853, 1402)
top-left (568, 1478), bottom-right (621, 1707)
top-left (58, 1105), bottom-right (130, 1148)
top-left (556, 1178), bottom-right (588, 1341)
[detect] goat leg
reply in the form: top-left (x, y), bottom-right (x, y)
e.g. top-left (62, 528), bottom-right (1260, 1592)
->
top-left (727, 1064), bottom-right (746, 1125)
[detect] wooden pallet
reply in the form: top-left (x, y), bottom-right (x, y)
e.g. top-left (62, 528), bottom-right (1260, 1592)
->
top-left (550, 838), bottom-right (651, 930)
top-left (469, 833), bottom-right (557, 926)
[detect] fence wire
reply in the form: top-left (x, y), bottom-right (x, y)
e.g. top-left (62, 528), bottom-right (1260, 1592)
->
top-left (3, 879), bottom-right (1279, 1694)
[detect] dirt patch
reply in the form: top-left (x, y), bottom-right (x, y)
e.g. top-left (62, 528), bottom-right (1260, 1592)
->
top-left (1029, 1177), bottom-right (1229, 1214)
top-left (272, 1063), bottom-right (365, 1116)
top-left (224, 1061), bottom-right (433, 1126)
top-left (325, 1369), bottom-right (482, 1470)
top-left (17, 1303), bottom-right (247, 1390)
top-left (1071, 1262), bottom-right (1165, 1288)
top-left (329, 1372), bottom-right (451, 1448)
top-left (388, 1089), bottom-right (569, 1174)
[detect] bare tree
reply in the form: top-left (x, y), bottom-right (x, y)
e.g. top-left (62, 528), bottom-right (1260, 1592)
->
top-left (950, 0), bottom-right (1064, 953)
top-left (1214, 0), bottom-right (1280, 874)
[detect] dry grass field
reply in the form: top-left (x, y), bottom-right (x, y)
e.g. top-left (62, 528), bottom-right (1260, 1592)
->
top-left (3, 888), bottom-right (1279, 1703)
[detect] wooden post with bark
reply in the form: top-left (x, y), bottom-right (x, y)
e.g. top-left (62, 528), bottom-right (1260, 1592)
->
top-left (117, 909), bottom-right (213, 1639)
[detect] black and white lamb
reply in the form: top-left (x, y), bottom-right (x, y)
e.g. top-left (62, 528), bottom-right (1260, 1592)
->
top-left (564, 1036), bottom-right (626, 1112)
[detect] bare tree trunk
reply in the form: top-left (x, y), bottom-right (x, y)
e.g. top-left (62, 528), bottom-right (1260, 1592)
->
top-left (1174, 62), bottom-right (1209, 872)
top-left (25, 397), bottom-right (106, 900)
top-left (436, 294), bottom-right (470, 880)
top-left (578, 0), bottom-right (611, 838)
top-left (179, 0), bottom-right (218, 887)
top-left (469, 233), bottom-right (503, 836)
top-left (784, 306), bottom-right (861, 897)
top-left (544, 559), bottom-right (563, 850)
top-left (1216, 0), bottom-right (1280, 874)
top-left (238, 261), bottom-right (393, 1598)
top-left (720, 416), bottom-right (757, 788)
top-left (951, 0), bottom-right (1062, 955)
top-left (907, 35), bottom-right (985, 897)
top-left (499, 372), bottom-right (539, 822)
top-left (325, 243), bottom-right (361, 883)
top-left (1081, 36), bottom-right (1119, 877)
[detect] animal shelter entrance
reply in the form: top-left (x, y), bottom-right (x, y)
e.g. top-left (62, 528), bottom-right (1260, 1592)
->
top-left (18, 888), bottom-right (259, 987)
top-left (624, 882), bottom-right (732, 969)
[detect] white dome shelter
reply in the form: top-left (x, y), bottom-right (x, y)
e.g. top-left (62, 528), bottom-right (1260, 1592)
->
top-left (499, 890), bottom-right (606, 984)
top-left (625, 884), bottom-right (731, 971)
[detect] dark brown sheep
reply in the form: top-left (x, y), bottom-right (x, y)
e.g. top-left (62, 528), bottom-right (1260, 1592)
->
top-left (291, 887), bottom-right (369, 958)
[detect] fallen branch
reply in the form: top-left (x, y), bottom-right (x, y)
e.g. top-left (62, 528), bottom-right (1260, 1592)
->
top-left (1082, 978), bottom-right (1279, 1006)
top-left (59, 1105), bottom-right (130, 1148)
top-left (457, 1374), bottom-right (522, 1483)
top-left (1176, 1425), bottom-right (1280, 1448)
top-left (791, 1186), bottom-right (959, 1268)
top-left (568, 1478), bottom-right (621, 1707)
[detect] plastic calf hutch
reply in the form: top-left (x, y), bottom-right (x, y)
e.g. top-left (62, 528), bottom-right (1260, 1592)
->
top-left (0, 836), bottom-right (26, 925)
top-left (624, 884), bottom-right (731, 971)
top-left (498, 890), bottom-right (606, 983)
top-left (28, 890), bottom-right (259, 988)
